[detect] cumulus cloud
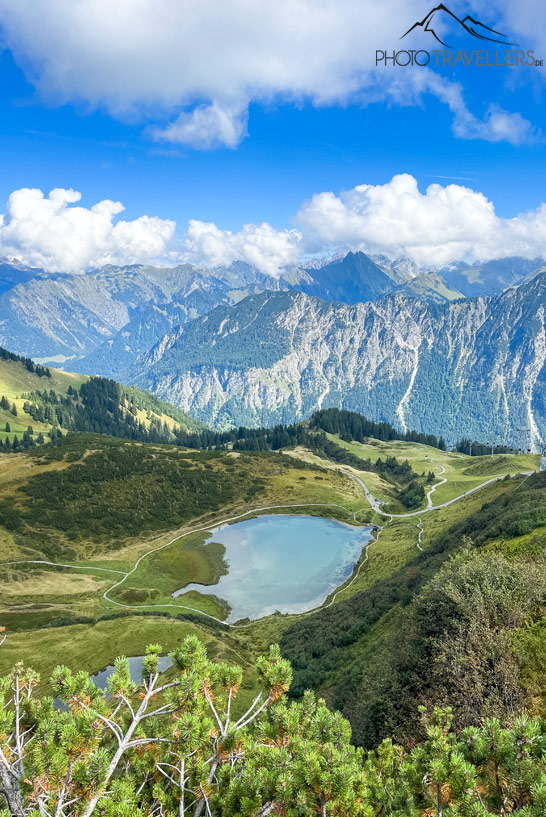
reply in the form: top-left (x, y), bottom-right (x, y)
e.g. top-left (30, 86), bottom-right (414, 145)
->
top-left (0, 0), bottom-right (539, 148)
top-left (296, 174), bottom-right (546, 266)
top-left (3, 177), bottom-right (546, 274)
top-left (0, 188), bottom-right (175, 273)
top-left (182, 220), bottom-right (302, 276)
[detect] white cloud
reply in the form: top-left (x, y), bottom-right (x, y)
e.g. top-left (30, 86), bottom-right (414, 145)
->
top-left (151, 101), bottom-right (248, 150)
top-left (182, 220), bottom-right (302, 276)
top-left (0, 188), bottom-right (175, 273)
top-left (382, 71), bottom-right (540, 146)
top-left (0, 0), bottom-right (539, 149)
top-left (3, 176), bottom-right (546, 275)
top-left (296, 174), bottom-right (546, 266)
top-left (458, 103), bottom-right (540, 145)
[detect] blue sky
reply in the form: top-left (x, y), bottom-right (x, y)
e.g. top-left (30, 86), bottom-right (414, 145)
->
top-left (0, 0), bottom-right (545, 272)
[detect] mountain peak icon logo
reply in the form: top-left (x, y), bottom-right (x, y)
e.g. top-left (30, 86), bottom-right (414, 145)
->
top-left (401, 4), bottom-right (516, 48)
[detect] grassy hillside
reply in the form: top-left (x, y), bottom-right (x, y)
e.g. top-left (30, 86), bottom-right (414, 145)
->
top-left (0, 345), bottom-right (204, 448)
top-left (1, 407), bottom-right (544, 754)
top-left (280, 468), bottom-right (546, 747)
top-left (0, 615), bottom-right (249, 696)
top-left (0, 432), bottom-right (364, 645)
top-left (330, 434), bottom-right (538, 509)
top-left (0, 347), bottom-right (86, 397)
top-left (0, 350), bottom-right (85, 444)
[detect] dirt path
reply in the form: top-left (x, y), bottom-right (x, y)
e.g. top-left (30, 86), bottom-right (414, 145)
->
top-left (3, 464), bottom-right (532, 630)
top-left (426, 461), bottom-right (447, 508)
top-left (345, 471), bottom-right (521, 519)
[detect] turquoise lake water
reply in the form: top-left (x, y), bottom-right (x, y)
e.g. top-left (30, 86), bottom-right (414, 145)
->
top-left (173, 514), bottom-right (373, 622)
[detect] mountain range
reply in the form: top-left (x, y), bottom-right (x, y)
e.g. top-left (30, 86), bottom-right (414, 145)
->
top-left (127, 274), bottom-right (546, 447)
top-left (1, 250), bottom-right (545, 446)
top-left (1, 249), bottom-right (526, 366)
top-left (0, 251), bottom-right (464, 369)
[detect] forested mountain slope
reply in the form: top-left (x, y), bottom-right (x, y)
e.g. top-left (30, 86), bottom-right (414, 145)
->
top-left (0, 345), bottom-right (203, 451)
top-left (0, 252), bottom-right (488, 371)
top-left (129, 273), bottom-right (546, 446)
top-left (0, 263), bottom-right (245, 360)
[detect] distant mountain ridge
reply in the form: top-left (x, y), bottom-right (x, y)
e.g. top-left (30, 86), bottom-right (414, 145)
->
top-left (126, 274), bottom-right (546, 447)
top-left (395, 271), bottom-right (463, 303)
top-left (1, 251), bottom-right (545, 389)
top-left (0, 261), bottom-right (43, 295)
top-left (0, 251), bottom-right (473, 374)
top-left (440, 257), bottom-right (544, 297)
top-left (290, 251), bottom-right (408, 304)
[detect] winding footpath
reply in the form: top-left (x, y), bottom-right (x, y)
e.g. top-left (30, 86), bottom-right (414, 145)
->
top-left (346, 469), bottom-right (514, 519)
top-left (426, 463), bottom-right (447, 508)
top-left (2, 461), bottom-right (532, 629)
top-left (416, 518), bottom-right (423, 551)
top-left (3, 501), bottom-right (370, 631)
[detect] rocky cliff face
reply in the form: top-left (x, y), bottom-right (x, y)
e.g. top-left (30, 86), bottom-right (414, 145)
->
top-left (0, 253), bottom-right (465, 364)
top-left (128, 275), bottom-right (546, 447)
top-left (0, 263), bottom-right (252, 360)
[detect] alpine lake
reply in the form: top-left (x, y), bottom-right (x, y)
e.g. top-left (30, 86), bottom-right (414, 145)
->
top-left (173, 513), bottom-right (373, 623)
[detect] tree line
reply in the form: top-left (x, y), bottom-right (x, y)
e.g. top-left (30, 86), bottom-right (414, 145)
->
top-left (2, 384), bottom-right (423, 489)
top-left (0, 344), bottom-right (51, 377)
top-left (454, 437), bottom-right (528, 456)
top-left (309, 408), bottom-right (447, 450)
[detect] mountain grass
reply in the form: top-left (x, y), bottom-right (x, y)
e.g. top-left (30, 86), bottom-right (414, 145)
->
top-left (0, 434), bottom-right (365, 636)
top-left (328, 434), bottom-right (538, 510)
top-left (1, 430), bottom-right (543, 747)
top-left (0, 355), bottom-right (85, 398)
top-left (0, 352), bottom-right (206, 455)
top-left (0, 615), bottom-right (248, 695)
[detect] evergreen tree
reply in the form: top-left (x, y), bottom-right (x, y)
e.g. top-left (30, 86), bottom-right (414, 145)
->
top-left (1, 636), bottom-right (546, 815)
top-left (0, 637), bottom-right (368, 816)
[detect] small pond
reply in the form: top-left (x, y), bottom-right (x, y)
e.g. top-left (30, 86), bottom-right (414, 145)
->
top-left (173, 514), bottom-right (373, 622)
top-left (91, 655), bottom-right (173, 691)
top-left (54, 655), bottom-right (174, 708)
